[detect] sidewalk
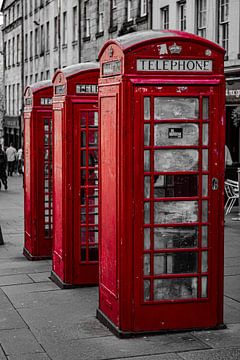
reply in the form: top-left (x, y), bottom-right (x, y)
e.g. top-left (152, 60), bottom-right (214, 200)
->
top-left (0, 175), bottom-right (240, 360)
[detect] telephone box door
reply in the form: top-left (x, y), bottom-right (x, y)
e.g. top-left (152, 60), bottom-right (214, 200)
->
top-left (73, 104), bottom-right (99, 284)
top-left (133, 84), bottom-right (224, 331)
top-left (36, 111), bottom-right (53, 255)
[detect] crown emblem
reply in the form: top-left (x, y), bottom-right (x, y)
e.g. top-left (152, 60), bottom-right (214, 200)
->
top-left (169, 42), bottom-right (182, 54)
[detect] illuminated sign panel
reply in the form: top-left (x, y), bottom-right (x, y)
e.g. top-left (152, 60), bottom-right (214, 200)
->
top-left (137, 59), bottom-right (213, 72)
top-left (76, 84), bottom-right (98, 94)
top-left (102, 60), bottom-right (121, 76)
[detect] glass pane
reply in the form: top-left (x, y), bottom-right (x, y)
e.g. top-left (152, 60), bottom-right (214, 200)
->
top-left (144, 202), bottom-right (150, 224)
top-left (144, 124), bottom-right (150, 145)
top-left (202, 149), bottom-right (208, 171)
top-left (202, 124), bottom-right (208, 145)
top-left (154, 277), bottom-right (198, 300)
top-left (202, 251), bottom-right (208, 272)
top-left (202, 226), bottom-right (208, 247)
top-left (154, 150), bottom-right (198, 172)
top-left (154, 123), bottom-right (199, 146)
top-left (81, 112), bottom-right (87, 127)
top-left (144, 280), bottom-right (150, 301)
top-left (202, 200), bottom-right (208, 222)
top-left (154, 201), bottom-right (198, 224)
top-left (144, 176), bottom-right (150, 198)
top-left (144, 97), bottom-right (150, 120)
top-left (154, 227), bottom-right (198, 249)
top-left (144, 228), bottom-right (150, 250)
top-left (202, 97), bottom-right (209, 120)
top-left (81, 132), bottom-right (86, 147)
top-left (202, 175), bottom-right (208, 197)
top-left (154, 97), bottom-right (199, 120)
top-left (144, 150), bottom-right (150, 171)
top-left (89, 111), bottom-right (98, 127)
top-left (154, 174), bottom-right (198, 198)
top-left (144, 254), bottom-right (150, 275)
top-left (201, 276), bottom-right (208, 298)
top-left (89, 131), bottom-right (98, 147)
top-left (81, 150), bottom-right (86, 166)
top-left (154, 252), bottom-right (198, 274)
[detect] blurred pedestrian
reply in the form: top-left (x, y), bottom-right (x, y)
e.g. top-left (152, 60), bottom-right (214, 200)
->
top-left (17, 147), bottom-right (23, 175)
top-left (0, 147), bottom-right (8, 190)
top-left (6, 143), bottom-right (17, 176)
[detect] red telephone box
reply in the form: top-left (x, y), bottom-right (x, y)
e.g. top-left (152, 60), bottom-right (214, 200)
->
top-left (97, 30), bottom-right (225, 336)
top-left (51, 63), bottom-right (99, 287)
top-left (23, 81), bottom-right (53, 260)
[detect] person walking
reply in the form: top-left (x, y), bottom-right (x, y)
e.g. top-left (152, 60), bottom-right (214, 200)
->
top-left (17, 147), bottom-right (23, 175)
top-left (6, 143), bottom-right (17, 176)
top-left (0, 147), bottom-right (8, 190)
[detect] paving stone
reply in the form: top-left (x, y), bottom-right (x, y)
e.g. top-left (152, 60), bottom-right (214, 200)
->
top-left (178, 347), bottom-right (240, 360)
top-left (0, 274), bottom-right (33, 286)
top-left (225, 275), bottom-right (240, 301)
top-left (0, 289), bottom-right (13, 311)
top-left (27, 272), bottom-right (51, 283)
top-left (192, 323), bottom-right (240, 348)
top-left (4, 286), bottom-right (97, 311)
top-left (113, 355), bottom-right (182, 360)
top-left (224, 297), bottom-right (240, 324)
top-left (39, 332), bottom-right (209, 360)
top-left (0, 346), bottom-right (7, 359)
top-left (7, 353), bottom-right (50, 360)
top-left (0, 328), bottom-right (43, 356)
top-left (0, 309), bottom-right (27, 330)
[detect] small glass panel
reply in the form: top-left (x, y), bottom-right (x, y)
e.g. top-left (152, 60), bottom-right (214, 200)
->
top-left (154, 97), bottom-right (199, 120)
top-left (201, 226), bottom-right (208, 247)
top-left (154, 201), bottom-right (198, 224)
top-left (202, 251), bottom-right (208, 272)
top-left (144, 124), bottom-right (150, 145)
top-left (144, 97), bottom-right (150, 120)
top-left (202, 175), bottom-right (208, 197)
top-left (154, 252), bottom-right (198, 274)
top-left (201, 276), bottom-right (208, 298)
top-left (202, 149), bottom-right (208, 171)
top-left (144, 280), bottom-right (150, 301)
top-left (202, 124), bottom-right (209, 145)
top-left (144, 254), bottom-right (150, 275)
top-left (89, 111), bottom-right (98, 127)
top-left (154, 277), bottom-right (198, 300)
top-left (154, 227), bottom-right (198, 249)
top-left (202, 97), bottom-right (209, 120)
top-left (154, 174), bottom-right (198, 198)
top-left (144, 150), bottom-right (150, 171)
top-left (89, 131), bottom-right (98, 147)
top-left (144, 176), bottom-right (150, 198)
top-left (154, 123), bottom-right (199, 146)
top-left (154, 150), bottom-right (198, 172)
top-left (144, 202), bottom-right (150, 224)
top-left (81, 132), bottom-right (86, 147)
top-left (81, 112), bottom-right (87, 127)
top-left (144, 228), bottom-right (150, 250)
top-left (202, 200), bottom-right (208, 222)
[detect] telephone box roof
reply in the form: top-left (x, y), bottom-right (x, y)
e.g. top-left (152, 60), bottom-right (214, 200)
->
top-left (52, 62), bottom-right (99, 83)
top-left (24, 80), bottom-right (52, 96)
top-left (98, 30), bottom-right (225, 58)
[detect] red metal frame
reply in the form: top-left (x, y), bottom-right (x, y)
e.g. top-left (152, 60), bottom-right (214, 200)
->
top-left (97, 30), bottom-right (225, 336)
top-left (23, 81), bottom-right (53, 260)
top-left (51, 63), bottom-right (99, 288)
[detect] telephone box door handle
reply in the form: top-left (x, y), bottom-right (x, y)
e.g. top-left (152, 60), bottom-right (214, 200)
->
top-left (212, 177), bottom-right (219, 190)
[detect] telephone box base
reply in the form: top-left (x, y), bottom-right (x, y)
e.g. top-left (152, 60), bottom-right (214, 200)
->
top-left (50, 270), bottom-right (98, 289)
top-left (23, 247), bottom-right (52, 261)
top-left (96, 309), bottom-right (226, 338)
